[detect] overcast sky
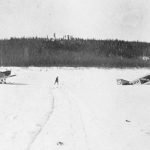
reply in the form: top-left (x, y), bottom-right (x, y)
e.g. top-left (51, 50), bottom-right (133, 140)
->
top-left (0, 0), bottom-right (150, 41)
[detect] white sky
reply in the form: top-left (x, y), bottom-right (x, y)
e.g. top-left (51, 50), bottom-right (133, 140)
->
top-left (0, 0), bottom-right (150, 41)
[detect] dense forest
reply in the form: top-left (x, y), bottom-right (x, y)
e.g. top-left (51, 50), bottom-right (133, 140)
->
top-left (0, 36), bottom-right (150, 67)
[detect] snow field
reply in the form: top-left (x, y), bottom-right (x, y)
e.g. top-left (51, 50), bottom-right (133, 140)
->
top-left (0, 67), bottom-right (150, 150)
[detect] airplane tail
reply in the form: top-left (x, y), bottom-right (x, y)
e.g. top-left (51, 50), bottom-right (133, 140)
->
top-left (117, 79), bottom-right (131, 85)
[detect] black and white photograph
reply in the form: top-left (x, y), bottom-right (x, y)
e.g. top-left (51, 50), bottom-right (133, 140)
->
top-left (0, 0), bottom-right (150, 150)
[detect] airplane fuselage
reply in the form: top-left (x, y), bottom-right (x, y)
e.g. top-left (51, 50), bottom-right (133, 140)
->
top-left (0, 70), bottom-right (12, 84)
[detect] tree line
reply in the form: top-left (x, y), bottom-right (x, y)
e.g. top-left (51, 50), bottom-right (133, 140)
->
top-left (0, 37), bottom-right (150, 67)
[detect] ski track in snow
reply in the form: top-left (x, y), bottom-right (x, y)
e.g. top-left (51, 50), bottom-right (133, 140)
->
top-left (27, 91), bottom-right (55, 150)
top-left (28, 85), bottom-right (92, 150)
top-left (61, 88), bottom-right (91, 150)
top-left (56, 88), bottom-right (78, 150)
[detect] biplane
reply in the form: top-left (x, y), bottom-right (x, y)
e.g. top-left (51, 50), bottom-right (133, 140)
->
top-left (0, 70), bottom-right (16, 84)
top-left (117, 74), bottom-right (150, 85)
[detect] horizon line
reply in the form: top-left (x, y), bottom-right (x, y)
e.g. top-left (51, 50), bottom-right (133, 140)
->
top-left (0, 36), bottom-right (149, 44)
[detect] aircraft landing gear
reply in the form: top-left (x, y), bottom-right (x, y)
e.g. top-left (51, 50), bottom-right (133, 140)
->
top-left (0, 79), bottom-right (6, 84)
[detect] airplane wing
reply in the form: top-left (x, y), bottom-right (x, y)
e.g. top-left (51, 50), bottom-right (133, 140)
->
top-left (0, 74), bottom-right (16, 80)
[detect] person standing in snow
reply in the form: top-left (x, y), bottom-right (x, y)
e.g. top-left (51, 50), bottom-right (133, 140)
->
top-left (54, 76), bottom-right (59, 85)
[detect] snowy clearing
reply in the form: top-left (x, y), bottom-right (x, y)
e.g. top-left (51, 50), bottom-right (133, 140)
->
top-left (0, 67), bottom-right (150, 150)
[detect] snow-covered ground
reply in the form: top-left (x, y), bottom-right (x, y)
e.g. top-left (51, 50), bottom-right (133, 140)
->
top-left (0, 67), bottom-right (150, 150)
